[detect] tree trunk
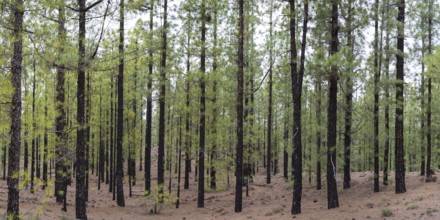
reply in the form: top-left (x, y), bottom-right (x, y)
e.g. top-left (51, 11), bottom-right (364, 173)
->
top-left (394, 0), bottom-right (406, 194)
top-left (145, 0), bottom-right (154, 194)
top-left (184, 17), bottom-right (191, 189)
top-left (197, 0), bottom-right (206, 208)
top-left (76, 0), bottom-right (87, 218)
top-left (316, 81), bottom-right (322, 190)
top-left (373, 0), bottom-right (381, 193)
top-left (55, 2), bottom-right (67, 201)
top-left (383, 0), bottom-right (390, 186)
top-left (267, 0), bottom-right (273, 185)
top-left (291, 0), bottom-right (308, 214)
top-left (116, 0), bottom-right (126, 207)
top-left (7, 0), bottom-right (24, 218)
top-left (327, 0), bottom-right (340, 209)
top-left (158, 0), bottom-right (168, 202)
top-left (235, 0), bottom-right (244, 213)
top-left (426, 0), bottom-right (433, 179)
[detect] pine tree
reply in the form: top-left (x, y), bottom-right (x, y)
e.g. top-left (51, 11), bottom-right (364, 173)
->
top-left (7, 0), bottom-right (24, 218)
top-left (394, 0), bottom-right (406, 194)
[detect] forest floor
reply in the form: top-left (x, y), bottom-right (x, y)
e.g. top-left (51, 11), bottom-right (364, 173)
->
top-left (1, 163), bottom-right (440, 220)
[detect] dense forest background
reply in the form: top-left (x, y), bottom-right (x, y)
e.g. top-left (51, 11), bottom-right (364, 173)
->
top-left (1, 0), bottom-right (440, 219)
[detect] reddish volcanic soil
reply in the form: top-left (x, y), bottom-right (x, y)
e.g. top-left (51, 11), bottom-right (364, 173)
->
top-left (1, 161), bottom-right (440, 220)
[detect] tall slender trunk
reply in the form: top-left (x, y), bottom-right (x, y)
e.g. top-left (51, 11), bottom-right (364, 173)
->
top-left (31, 59), bottom-right (36, 194)
top-left (43, 90), bottom-right (48, 189)
top-left (316, 81), bottom-right (322, 190)
top-left (283, 104), bottom-right (289, 180)
top-left (197, 0), bottom-right (206, 208)
top-left (235, 0), bottom-right (244, 212)
top-left (184, 17), bottom-right (191, 189)
top-left (267, 0), bottom-right (274, 185)
top-left (419, 1), bottom-right (426, 176)
top-left (76, 0), bottom-right (87, 218)
top-left (327, 0), bottom-right (340, 209)
top-left (394, 0), bottom-right (406, 194)
top-left (55, 2), bottom-right (67, 201)
top-left (145, 0), bottom-right (154, 193)
top-left (210, 1), bottom-right (218, 190)
top-left (291, 0), bottom-right (308, 214)
top-left (176, 117), bottom-right (183, 208)
top-left (343, 0), bottom-right (354, 190)
top-left (158, 0), bottom-right (168, 202)
top-left (383, 0), bottom-right (390, 186)
top-left (7, 0), bottom-right (24, 218)
top-left (426, 0), bottom-right (433, 178)
top-left (373, 0), bottom-right (381, 193)
top-left (116, 0), bottom-right (126, 207)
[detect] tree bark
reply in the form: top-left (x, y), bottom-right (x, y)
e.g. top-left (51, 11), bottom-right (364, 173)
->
top-left (145, 0), bottom-right (154, 194)
top-left (197, 0), bottom-right (206, 208)
top-left (394, 0), bottom-right (406, 194)
top-left (158, 0), bottom-right (168, 202)
top-left (291, 0), bottom-right (308, 214)
top-left (7, 0), bottom-right (24, 218)
top-left (327, 0), bottom-right (340, 209)
top-left (116, 0), bottom-right (126, 207)
top-left (76, 0), bottom-right (87, 218)
top-left (235, 0), bottom-right (244, 213)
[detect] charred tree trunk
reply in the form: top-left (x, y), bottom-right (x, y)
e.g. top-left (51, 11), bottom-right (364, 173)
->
top-left (343, 0), bottom-right (354, 190)
top-left (291, 0), bottom-right (308, 214)
top-left (316, 81), bottom-right (322, 190)
top-left (55, 7), bottom-right (70, 199)
top-left (158, 0), bottom-right (168, 202)
top-left (383, 0), bottom-right (390, 185)
top-left (197, 0), bottom-right (206, 208)
top-left (235, 0), bottom-right (244, 213)
top-left (144, 0), bottom-right (154, 194)
top-left (426, 0), bottom-right (433, 179)
top-left (373, 0), bottom-right (381, 193)
top-left (76, 0), bottom-right (87, 218)
top-left (266, 0), bottom-right (273, 185)
top-left (327, 0), bottom-right (340, 209)
top-left (394, 0), bottom-right (406, 194)
top-left (7, 0), bottom-right (24, 218)
top-left (116, 0), bottom-right (126, 207)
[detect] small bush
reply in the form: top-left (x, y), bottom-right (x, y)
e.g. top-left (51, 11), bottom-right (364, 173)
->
top-left (382, 208), bottom-right (393, 217)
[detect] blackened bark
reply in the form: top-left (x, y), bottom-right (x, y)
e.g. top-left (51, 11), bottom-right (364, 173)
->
top-left (343, 0), bottom-right (353, 190)
top-left (176, 117), bottom-right (183, 208)
top-left (184, 19), bottom-right (191, 189)
top-left (426, 0), bottom-right (432, 179)
top-left (109, 76), bottom-right (114, 193)
top-left (76, 0), bottom-right (88, 218)
top-left (210, 1), bottom-right (218, 190)
top-left (116, 0), bottom-right (126, 207)
top-left (383, 0), bottom-right (390, 185)
top-left (197, 0), bottom-right (206, 208)
top-left (291, 0), bottom-right (308, 215)
top-left (144, 0), bottom-right (154, 194)
top-left (373, 0), bottom-right (380, 193)
top-left (235, 0), bottom-right (244, 213)
top-left (55, 5), bottom-right (68, 196)
top-left (395, 0), bottom-right (406, 194)
top-left (283, 106), bottom-right (288, 180)
top-left (7, 0), bottom-right (24, 218)
top-left (43, 93), bottom-right (48, 189)
top-left (99, 93), bottom-right (104, 189)
top-left (267, 0), bottom-right (273, 185)
top-left (316, 82), bottom-right (322, 190)
top-left (327, 0), bottom-right (339, 209)
top-left (158, 0), bottom-right (168, 202)
top-left (31, 60), bottom-right (36, 194)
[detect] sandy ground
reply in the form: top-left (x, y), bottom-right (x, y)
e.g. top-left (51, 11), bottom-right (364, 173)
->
top-left (1, 165), bottom-right (440, 220)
